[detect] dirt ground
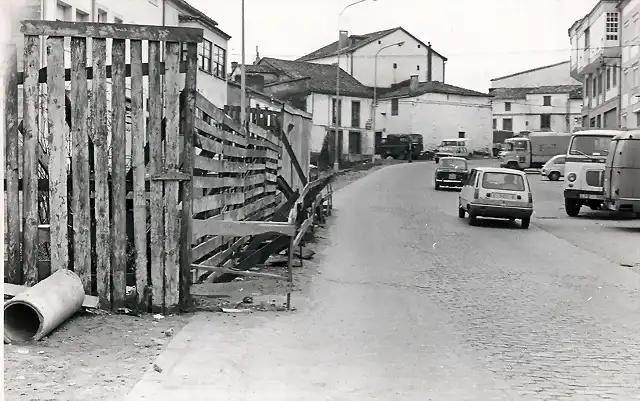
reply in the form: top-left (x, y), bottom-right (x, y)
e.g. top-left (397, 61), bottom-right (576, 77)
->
top-left (3, 161), bottom-right (388, 401)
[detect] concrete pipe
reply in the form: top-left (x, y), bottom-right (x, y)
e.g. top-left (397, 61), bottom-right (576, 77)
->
top-left (4, 269), bottom-right (85, 343)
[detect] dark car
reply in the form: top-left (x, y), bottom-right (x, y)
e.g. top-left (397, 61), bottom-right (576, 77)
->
top-left (434, 157), bottom-right (469, 190)
top-left (375, 134), bottom-right (410, 159)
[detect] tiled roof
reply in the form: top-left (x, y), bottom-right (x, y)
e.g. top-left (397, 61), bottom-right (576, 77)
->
top-left (378, 80), bottom-right (490, 99)
top-left (245, 64), bottom-right (278, 73)
top-left (490, 61), bottom-right (571, 82)
top-left (489, 85), bottom-right (583, 100)
top-left (259, 58), bottom-right (373, 97)
top-left (297, 28), bottom-right (398, 61)
top-left (296, 27), bottom-right (447, 62)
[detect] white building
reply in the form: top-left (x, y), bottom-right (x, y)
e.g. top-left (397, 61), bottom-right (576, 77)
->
top-left (569, 0), bottom-right (621, 128)
top-left (619, 0), bottom-right (640, 128)
top-left (490, 61), bottom-right (583, 134)
top-left (296, 27), bottom-right (447, 88)
top-left (376, 76), bottom-right (493, 152)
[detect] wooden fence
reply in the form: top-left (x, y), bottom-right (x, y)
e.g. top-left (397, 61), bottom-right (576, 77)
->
top-left (3, 20), bottom-right (201, 313)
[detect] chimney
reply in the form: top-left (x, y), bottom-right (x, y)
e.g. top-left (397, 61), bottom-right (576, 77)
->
top-left (338, 30), bottom-right (349, 50)
top-left (410, 75), bottom-right (419, 92)
top-left (427, 42), bottom-right (433, 82)
top-left (231, 61), bottom-right (238, 71)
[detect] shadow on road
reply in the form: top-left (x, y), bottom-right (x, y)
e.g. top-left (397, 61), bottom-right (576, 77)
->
top-left (466, 217), bottom-right (523, 230)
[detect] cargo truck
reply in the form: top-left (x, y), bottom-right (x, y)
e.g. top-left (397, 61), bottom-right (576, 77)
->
top-left (499, 132), bottom-right (572, 170)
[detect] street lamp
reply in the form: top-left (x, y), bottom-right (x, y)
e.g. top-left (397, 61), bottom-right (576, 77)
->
top-left (334, 0), bottom-right (375, 172)
top-left (372, 40), bottom-right (404, 159)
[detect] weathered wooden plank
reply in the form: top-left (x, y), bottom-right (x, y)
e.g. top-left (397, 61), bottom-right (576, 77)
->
top-left (4, 46), bottom-right (20, 284)
top-left (194, 118), bottom-right (247, 147)
top-left (192, 174), bottom-right (265, 190)
top-left (195, 92), bottom-right (244, 134)
top-left (191, 264), bottom-right (287, 280)
top-left (293, 216), bottom-right (313, 248)
top-left (193, 192), bottom-right (245, 214)
top-left (195, 130), bottom-right (246, 158)
top-left (21, 20), bottom-right (203, 42)
top-left (246, 137), bottom-right (280, 153)
top-left (193, 220), bottom-right (295, 238)
top-left (17, 60), bottom-right (192, 86)
top-left (280, 125), bottom-right (308, 186)
top-left (244, 186), bottom-right (265, 199)
top-left (163, 41), bottom-right (182, 313)
top-left (191, 281), bottom-right (293, 296)
top-left (148, 41), bottom-right (165, 313)
top-left (111, 39), bottom-right (128, 309)
top-left (130, 40), bottom-right (148, 310)
top-left (5, 283), bottom-right (100, 309)
top-left (194, 156), bottom-right (246, 174)
top-left (22, 35), bottom-right (40, 286)
top-left (265, 160), bottom-right (279, 171)
top-left (201, 237), bottom-right (251, 283)
top-left (92, 38), bottom-right (111, 309)
top-left (70, 37), bottom-right (92, 292)
top-left (249, 124), bottom-right (281, 148)
top-left (180, 42), bottom-right (198, 310)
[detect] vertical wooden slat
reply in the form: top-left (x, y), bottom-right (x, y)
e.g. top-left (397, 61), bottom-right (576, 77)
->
top-left (163, 41), bottom-right (181, 313)
top-left (180, 42), bottom-right (197, 310)
top-left (130, 40), bottom-right (148, 310)
top-left (22, 35), bottom-right (40, 286)
top-left (110, 39), bottom-right (127, 308)
top-left (148, 41), bottom-right (165, 313)
top-left (70, 37), bottom-right (91, 291)
top-left (47, 37), bottom-right (69, 276)
top-left (92, 38), bottom-right (111, 309)
top-left (5, 46), bottom-right (21, 284)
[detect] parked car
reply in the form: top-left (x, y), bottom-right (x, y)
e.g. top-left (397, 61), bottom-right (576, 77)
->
top-left (434, 157), bottom-right (469, 190)
top-left (540, 154), bottom-right (566, 181)
top-left (458, 167), bottom-right (534, 229)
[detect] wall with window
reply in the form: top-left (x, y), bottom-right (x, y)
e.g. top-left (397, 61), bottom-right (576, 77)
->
top-left (621, 0), bottom-right (640, 126)
top-left (491, 94), bottom-right (582, 134)
top-left (491, 61), bottom-right (579, 89)
top-left (376, 92), bottom-right (492, 151)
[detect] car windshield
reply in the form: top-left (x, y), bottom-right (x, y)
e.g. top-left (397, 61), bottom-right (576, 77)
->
top-left (481, 172), bottom-right (525, 191)
top-left (441, 140), bottom-right (458, 146)
top-left (568, 135), bottom-right (612, 156)
top-left (440, 159), bottom-right (467, 169)
top-left (502, 143), bottom-right (514, 151)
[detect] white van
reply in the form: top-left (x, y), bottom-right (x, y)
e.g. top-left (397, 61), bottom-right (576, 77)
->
top-left (603, 131), bottom-right (640, 213)
top-left (435, 138), bottom-right (473, 162)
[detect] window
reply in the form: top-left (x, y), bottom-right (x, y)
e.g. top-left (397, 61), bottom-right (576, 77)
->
top-left (416, 65), bottom-right (420, 71)
top-left (502, 118), bottom-right (513, 131)
top-left (458, 131), bottom-right (465, 138)
top-left (393, 63), bottom-right (397, 69)
top-left (636, 111), bottom-right (640, 127)
top-left (76, 10), bottom-right (89, 22)
top-left (597, 114), bottom-right (602, 128)
top-left (391, 98), bottom-right (399, 116)
top-left (332, 98), bottom-right (342, 125)
top-left (585, 27), bottom-right (590, 48)
top-left (481, 172), bottom-right (525, 192)
top-left (540, 114), bottom-right (551, 129)
top-left (585, 79), bottom-right (590, 98)
top-left (598, 73), bottom-right (603, 94)
top-left (613, 65), bottom-right (618, 87)
top-left (635, 66), bottom-right (640, 89)
top-left (351, 101), bottom-right (361, 128)
top-left (504, 102), bottom-right (511, 112)
top-left (56, 2), bottom-right (69, 21)
top-left (348, 131), bottom-right (362, 154)
top-left (213, 45), bottom-right (226, 79)
top-left (606, 12), bottom-right (619, 41)
top-left (606, 67), bottom-right (611, 90)
top-left (543, 96), bottom-right (551, 106)
top-left (197, 39), bottom-right (212, 73)
top-left (593, 76), bottom-right (597, 97)
top-left (493, 118), bottom-right (497, 129)
top-left (97, 9), bottom-right (108, 23)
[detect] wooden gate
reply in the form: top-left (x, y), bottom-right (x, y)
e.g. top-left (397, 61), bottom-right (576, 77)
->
top-left (4, 20), bottom-right (201, 313)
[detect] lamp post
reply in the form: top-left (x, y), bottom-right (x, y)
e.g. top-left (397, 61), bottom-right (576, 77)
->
top-left (334, 0), bottom-right (374, 172)
top-left (372, 41), bottom-right (404, 161)
top-left (240, 0), bottom-right (246, 133)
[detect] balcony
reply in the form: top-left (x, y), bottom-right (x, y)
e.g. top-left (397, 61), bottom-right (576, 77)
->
top-left (571, 40), bottom-right (620, 80)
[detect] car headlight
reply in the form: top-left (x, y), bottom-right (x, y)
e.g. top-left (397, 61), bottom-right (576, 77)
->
top-left (567, 173), bottom-right (577, 182)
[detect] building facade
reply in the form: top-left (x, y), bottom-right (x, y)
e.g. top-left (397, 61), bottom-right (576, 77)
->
top-left (297, 27), bottom-right (447, 88)
top-left (569, 0), bottom-right (622, 128)
top-left (619, 0), bottom-right (640, 128)
top-left (490, 61), bottom-right (583, 134)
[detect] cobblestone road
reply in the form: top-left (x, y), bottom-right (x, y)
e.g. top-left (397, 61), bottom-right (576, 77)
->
top-left (129, 161), bottom-right (640, 400)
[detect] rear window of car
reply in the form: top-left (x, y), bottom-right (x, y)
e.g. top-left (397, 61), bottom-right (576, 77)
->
top-left (481, 172), bottom-right (525, 191)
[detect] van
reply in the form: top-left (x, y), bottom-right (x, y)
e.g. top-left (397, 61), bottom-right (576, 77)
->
top-left (603, 131), bottom-right (640, 213)
top-left (435, 138), bottom-right (472, 162)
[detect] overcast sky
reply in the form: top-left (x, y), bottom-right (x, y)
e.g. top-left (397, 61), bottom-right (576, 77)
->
top-left (190, 0), bottom-right (597, 92)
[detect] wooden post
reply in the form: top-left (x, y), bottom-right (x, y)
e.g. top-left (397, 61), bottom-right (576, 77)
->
top-left (110, 39), bottom-right (128, 309)
top-left (70, 37), bottom-right (91, 292)
top-left (5, 46), bottom-right (21, 284)
top-left (148, 41), bottom-right (165, 313)
top-left (130, 40), bottom-right (148, 311)
top-left (92, 38), bottom-right (111, 309)
top-left (286, 235), bottom-right (294, 310)
top-left (179, 42), bottom-right (198, 310)
top-left (22, 35), bottom-right (41, 286)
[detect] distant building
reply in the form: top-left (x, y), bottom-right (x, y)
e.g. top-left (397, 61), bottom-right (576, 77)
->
top-left (490, 61), bottom-right (583, 134)
top-left (569, 0), bottom-right (621, 128)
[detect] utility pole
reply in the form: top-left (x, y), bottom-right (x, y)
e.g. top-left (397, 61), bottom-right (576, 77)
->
top-left (240, 0), bottom-right (246, 134)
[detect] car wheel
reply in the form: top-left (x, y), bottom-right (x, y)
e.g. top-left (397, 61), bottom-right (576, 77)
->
top-left (468, 213), bottom-right (477, 226)
top-left (548, 171), bottom-right (560, 181)
top-left (521, 217), bottom-right (530, 229)
top-left (434, 157), bottom-right (439, 163)
top-left (435, 182), bottom-right (440, 190)
top-left (458, 207), bottom-right (465, 218)
top-left (506, 161), bottom-right (519, 170)
top-left (565, 199), bottom-right (581, 217)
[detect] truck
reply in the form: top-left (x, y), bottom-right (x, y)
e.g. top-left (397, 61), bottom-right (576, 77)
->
top-left (499, 132), bottom-right (571, 170)
top-left (603, 130), bottom-right (640, 214)
top-left (375, 134), bottom-right (422, 160)
top-left (563, 129), bottom-right (619, 217)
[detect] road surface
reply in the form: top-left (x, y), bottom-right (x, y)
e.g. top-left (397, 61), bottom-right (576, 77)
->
top-left (128, 161), bottom-right (640, 400)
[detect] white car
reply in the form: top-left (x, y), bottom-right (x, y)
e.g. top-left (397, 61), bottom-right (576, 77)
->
top-left (458, 167), bottom-right (534, 229)
top-left (540, 154), bottom-right (566, 181)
